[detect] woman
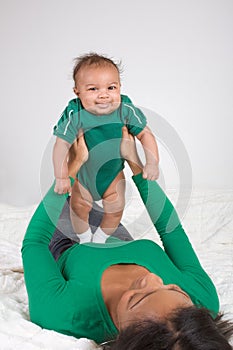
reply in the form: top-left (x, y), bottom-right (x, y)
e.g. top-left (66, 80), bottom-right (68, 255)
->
top-left (22, 128), bottom-right (233, 349)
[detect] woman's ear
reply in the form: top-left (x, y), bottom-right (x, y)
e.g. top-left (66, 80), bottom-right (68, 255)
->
top-left (73, 87), bottom-right (79, 96)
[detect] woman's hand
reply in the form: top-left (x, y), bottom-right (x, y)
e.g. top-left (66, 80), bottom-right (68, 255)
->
top-left (68, 129), bottom-right (89, 178)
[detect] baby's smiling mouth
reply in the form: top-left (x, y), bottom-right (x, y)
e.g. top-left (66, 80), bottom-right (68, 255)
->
top-left (97, 103), bottom-right (110, 106)
top-left (96, 102), bottom-right (110, 106)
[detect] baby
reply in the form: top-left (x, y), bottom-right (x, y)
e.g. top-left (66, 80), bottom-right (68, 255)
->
top-left (53, 53), bottom-right (159, 243)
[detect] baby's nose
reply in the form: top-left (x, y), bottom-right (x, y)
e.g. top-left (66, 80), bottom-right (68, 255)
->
top-left (98, 89), bottom-right (109, 98)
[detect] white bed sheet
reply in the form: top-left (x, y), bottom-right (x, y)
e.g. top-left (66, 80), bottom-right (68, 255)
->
top-left (0, 189), bottom-right (232, 349)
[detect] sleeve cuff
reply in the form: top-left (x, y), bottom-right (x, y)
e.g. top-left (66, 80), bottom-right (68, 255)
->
top-left (132, 172), bottom-right (144, 185)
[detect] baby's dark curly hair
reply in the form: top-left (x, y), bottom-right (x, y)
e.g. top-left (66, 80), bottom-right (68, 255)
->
top-left (72, 52), bottom-right (122, 84)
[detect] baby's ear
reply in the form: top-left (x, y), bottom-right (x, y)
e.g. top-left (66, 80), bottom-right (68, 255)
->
top-left (73, 87), bottom-right (79, 96)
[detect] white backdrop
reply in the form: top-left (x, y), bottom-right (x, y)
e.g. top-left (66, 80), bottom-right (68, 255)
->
top-left (1, 0), bottom-right (233, 205)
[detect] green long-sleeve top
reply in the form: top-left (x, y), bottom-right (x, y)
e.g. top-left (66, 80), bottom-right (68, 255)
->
top-left (22, 174), bottom-right (219, 344)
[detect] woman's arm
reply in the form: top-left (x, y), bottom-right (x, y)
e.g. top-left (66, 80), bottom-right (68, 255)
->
top-left (132, 173), bottom-right (201, 270)
top-left (22, 184), bottom-right (71, 297)
top-left (22, 132), bottom-right (90, 326)
top-left (21, 183), bottom-right (75, 327)
top-left (121, 127), bottom-right (205, 271)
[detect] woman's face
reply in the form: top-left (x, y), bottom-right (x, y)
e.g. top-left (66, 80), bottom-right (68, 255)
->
top-left (116, 272), bottom-right (193, 330)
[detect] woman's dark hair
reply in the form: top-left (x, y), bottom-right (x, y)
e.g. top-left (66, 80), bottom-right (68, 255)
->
top-left (72, 52), bottom-right (122, 83)
top-left (101, 307), bottom-right (233, 350)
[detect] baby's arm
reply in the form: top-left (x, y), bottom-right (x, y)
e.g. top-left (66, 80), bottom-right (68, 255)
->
top-left (136, 126), bottom-right (159, 180)
top-left (53, 137), bottom-right (72, 194)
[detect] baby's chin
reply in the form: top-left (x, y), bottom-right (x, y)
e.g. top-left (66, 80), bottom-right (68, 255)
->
top-left (88, 102), bottom-right (120, 115)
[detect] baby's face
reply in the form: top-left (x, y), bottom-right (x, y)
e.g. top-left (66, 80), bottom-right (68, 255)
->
top-left (74, 65), bottom-right (121, 115)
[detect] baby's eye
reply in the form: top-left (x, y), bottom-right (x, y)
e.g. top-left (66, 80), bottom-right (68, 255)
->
top-left (108, 85), bottom-right (116, 90)
top-left (88, 87), bottom-right (97, 91)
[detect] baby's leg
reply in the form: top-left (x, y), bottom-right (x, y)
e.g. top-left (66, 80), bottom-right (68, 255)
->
top-left (93, 171), bottom-right (125, 243)
top-left (70, 179), bottom-right (93, 243)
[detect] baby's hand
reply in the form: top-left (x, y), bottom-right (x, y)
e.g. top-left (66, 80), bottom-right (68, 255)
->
top-left (54, 178), bottom-right (71, 194)
top-left (142, 162), bottom-right (159, 181)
